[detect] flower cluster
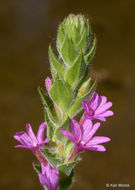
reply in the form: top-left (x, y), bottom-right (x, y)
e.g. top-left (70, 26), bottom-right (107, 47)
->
top-left (14, 90), bottom-right (113, 190)
top-left (14, 121), bottom-right (59, 190)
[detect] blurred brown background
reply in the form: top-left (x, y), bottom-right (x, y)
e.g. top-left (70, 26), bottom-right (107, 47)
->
top-left (0, 0), bottom-right (135, 190)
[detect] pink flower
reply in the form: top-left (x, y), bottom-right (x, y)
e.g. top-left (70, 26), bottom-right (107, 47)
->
top-left (59, 119), bottom-right (111, 153)
top-left (13, 122), bottom-right (48, 153)
top-left (38, 163), bottom-right (59, 190)
top-left (82, 92), bottom-right (114, 122)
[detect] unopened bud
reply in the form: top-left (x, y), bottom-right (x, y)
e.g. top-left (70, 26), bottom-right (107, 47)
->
top-left (45, 77), bottom-right (51, 92)
top-left (77, 78), bottom-right (91, 97)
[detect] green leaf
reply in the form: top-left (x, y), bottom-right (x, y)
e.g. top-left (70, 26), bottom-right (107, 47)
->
top-left (64, 141), bottom-right (74, 159)
top-left (76, 29), bottom-right (87, 51)
top-left (73, 65), bottom-right (89, 95)
top-left (41, 148), bottom-right (62, 168)
top-left (57, 24), bottom-right (65, 49)
top-left (45, 111), bottom-right (55, 142)
top-left (61, 36), bottom-right (77, 66)
top-left (49, 46), bottom-right (65, 79)
top-left (49, 76), bottom-right (73, 113)
top-left (58, 170), bottom-right (74, 190)
top-left (64, 15), bottom-right (80, 44)
top-left (55, 118), bottom-right (70, 143)
top-left (84, 36), bottom-right (97, 65)
top-left (68, 80), bottom-right (96, 118)
top-left (50, 63), bottom-right (57, 80)
top-left (58, 160), bottom-right (78, 176)
top-left (65, 54), bottom-right (86, 90)
top-left (38, 87), bottom-right (53, 110)
top-left (38, 87), bottom-right (58, 126)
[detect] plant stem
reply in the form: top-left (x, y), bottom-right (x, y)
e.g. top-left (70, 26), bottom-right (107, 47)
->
top-left (66, 147), bottom-right (78, 162)
top-left (35, 150), bottom-right (47, 166)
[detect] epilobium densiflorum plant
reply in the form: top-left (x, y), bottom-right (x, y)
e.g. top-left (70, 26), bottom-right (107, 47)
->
top-left (14, 14), bottom-right (114, 190)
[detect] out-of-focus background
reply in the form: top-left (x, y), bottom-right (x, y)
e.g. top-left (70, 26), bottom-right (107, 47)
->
top-left (0, 0), bottom-right (135, 190)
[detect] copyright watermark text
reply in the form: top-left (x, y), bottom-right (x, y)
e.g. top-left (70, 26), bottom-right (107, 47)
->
top-left (106, 183), bottom-right (130, 188)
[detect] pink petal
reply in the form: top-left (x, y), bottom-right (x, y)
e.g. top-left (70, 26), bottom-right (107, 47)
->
top-left (93, 116), bottom-right (106, 122)
top-left (86, 122), bottom-right (100, 143)
top-left (89, 92), bottom-right (99, 110)
top-left (81, 119), bottom-right (93, 142)
top-left (98, 110), bottom-right (114, 117)
top-left (38, 173), bottom-right (51, 188)
top-left (45, 163), bottom-right (52, 179)
top-left (26, 124), bottom-right (38, 143)
top-left (44, 138), bottom-right (49, 143)
top-left (41, 163), bottom-right (46, 175)
top-left (37, 122), bottom-right (46, 142)
top-left (95, 102), bottom-right (112, 115)
top-left (88, 92), bottom-right (96, 105)
top-left (59, 129), bottom-right (74, 143)
top-left (82, 100), bottom-right (89, 114)
top-left (14, 132), bottom-right (32, 146)
top-left (97, 95), bottom-right (107, 108)
top-left (85, 144), bottom-right (106, 152)
top-left (40, 163), bottom-right (59, 190)
top-left (14, 145), bottom-right (29, 149)
top-left (50, 168), bottom-right (59, 190)
top-left (88, 136), bottom-right (111, 145)
top-left (13, 132), bottom-right (25, 144)
top-left (71, 120), bottom-right (82, 142)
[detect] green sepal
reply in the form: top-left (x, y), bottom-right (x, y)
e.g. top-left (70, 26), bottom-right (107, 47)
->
top-left (40, 148), bottom-right (62, 168)
top-left (58, 170), bottom-right (74, 190)
top-left (49, 45), bottom-right (65, 79)
top-left (49, 76), bottom-right (73, 113)
top-left (68, 80), bottom-right (96, 118)
top-left (84, 36), bottom-right (97, 65)
top-left (65, 54), bottom-right (86, 90)
top-left (33, 163), bottom-right (41, 173)
top-left (61, 36), bottom-right (77, 66)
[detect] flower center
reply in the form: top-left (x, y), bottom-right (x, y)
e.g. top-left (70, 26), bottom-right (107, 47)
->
top-left (81, 140), bottom-right (86, 146)
top-left (89, 109), bottom-right (94, 116)
top-left (33, 142), bottom-right (37, 147)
